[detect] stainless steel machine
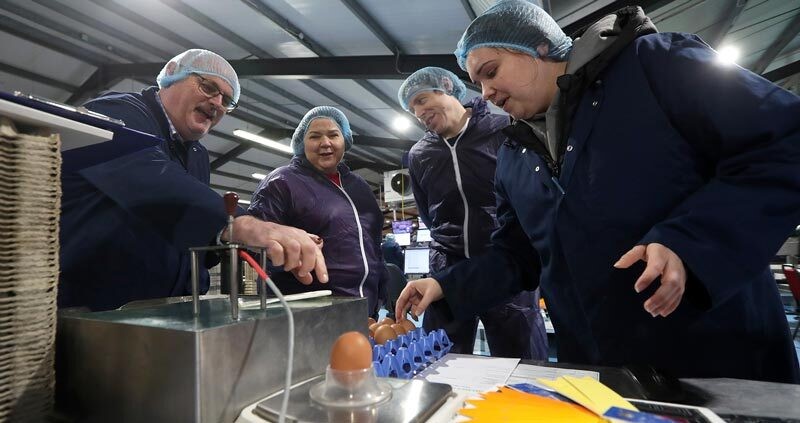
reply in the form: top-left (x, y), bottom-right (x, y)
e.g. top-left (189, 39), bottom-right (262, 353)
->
top-left (56, 295), bottom-right (366, 422)
top-left (56, 191), bottom-right (371, 421)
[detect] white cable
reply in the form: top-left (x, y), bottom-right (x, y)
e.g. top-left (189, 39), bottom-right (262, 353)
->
top-left (262, 275), bottom-right (293, 423)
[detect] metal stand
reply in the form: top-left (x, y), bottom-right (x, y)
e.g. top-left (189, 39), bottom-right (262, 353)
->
top-left (187, 191), bottom-right (271, 320)
top-left (189, 244), bottom-right (269, 320)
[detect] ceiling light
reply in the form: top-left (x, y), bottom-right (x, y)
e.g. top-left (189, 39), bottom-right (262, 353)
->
top-left (233, 129), bottom-right (293, 154)
top-left (392, 116), bottom-right (411, 132)
top-left (717, 46), bottom-right (740, 65)
top-left (251, 172), bottom-right (267, 180)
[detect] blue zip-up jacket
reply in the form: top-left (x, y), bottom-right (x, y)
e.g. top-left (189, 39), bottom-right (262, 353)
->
top-left (249, 158), bottom-right (386, 314)
top-left (435, 33), bottom-right (800, 383)
top-left (408, 97), bottom-right (509, 268)
top-left (59, 87), bottom-right (227, 310)
top-left (409, 97), bottom-right (548, 360)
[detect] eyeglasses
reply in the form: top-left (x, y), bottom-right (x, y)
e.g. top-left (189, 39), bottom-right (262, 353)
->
top-left (193, 74), bottom-right (237, 113)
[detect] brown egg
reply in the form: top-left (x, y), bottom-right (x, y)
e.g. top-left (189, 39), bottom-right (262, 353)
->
top-left (373, 325), bottom-right (397, 345)
top-left (367, 317), bottom-right (376, 326)
top-left (368, 322), bottom-right (382, 333)
top-left (380, 317), bottom-right (395, 326)
top-left (400, 319), bottom-right (416, 333)
top-left (391, 323), bottom-right (407, 335)
top-left (329, 332), bottom-right (372, 371)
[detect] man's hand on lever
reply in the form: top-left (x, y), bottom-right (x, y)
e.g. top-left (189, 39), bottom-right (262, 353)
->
top-left (222, 215), bottom-right (328, 284)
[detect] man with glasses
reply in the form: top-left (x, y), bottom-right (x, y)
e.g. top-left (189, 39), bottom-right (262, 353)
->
top-left (59, 49), bottom-right (328, 311)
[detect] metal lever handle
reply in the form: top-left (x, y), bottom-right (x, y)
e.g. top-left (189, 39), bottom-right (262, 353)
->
top-left (223, 192), bottom-right (238, 244)
top-left (223, 192), bottom-right (239, 217)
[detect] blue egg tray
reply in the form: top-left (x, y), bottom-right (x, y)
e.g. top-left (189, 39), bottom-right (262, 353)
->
top-left (368, 328), bottom-right (452, 379)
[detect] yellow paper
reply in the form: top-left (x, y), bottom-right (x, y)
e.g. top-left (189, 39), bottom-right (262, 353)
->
top-left (537, 377), bottom-right (595, 409)
top-left (537, 376), bottom-right (637, 415)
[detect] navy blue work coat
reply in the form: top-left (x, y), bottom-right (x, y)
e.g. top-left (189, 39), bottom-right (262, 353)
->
top-left (249, 158), bottom-right (387, 314)
top-left (436, 33), bottom-right (800, 383)
top-left (408, 97), bottom-right (508, 267)
top-left (59, 87), bottom-right (227, 310)
top-left (409, 97), bottom-right (547, 359)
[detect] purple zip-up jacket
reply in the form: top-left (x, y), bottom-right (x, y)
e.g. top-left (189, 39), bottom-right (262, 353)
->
top-left (249, 157), bottom-right (386, 314)
top-left (408, 97), bottom-right (509, 270)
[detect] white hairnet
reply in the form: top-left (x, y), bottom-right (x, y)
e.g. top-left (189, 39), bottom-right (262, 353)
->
top-left (291, 106), bottom-right (354, 157)
top-left (397, 67), bottom-right (468, 111)
top-left (454, 0), bottom-right (573, 70)
top-left (156, 49), bottom-right (240, 103)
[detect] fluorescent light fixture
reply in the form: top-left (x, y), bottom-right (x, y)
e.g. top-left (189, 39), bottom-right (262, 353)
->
top-left (233, 129), bottom-right (293, 154)
top-left (238, 199), bottom-right (251, 205)
top-left (251, 172), bottom-right (267, 180)
top-left (717, 46), bottom-right (740, 65)
top-left (392, 116), bottom-right (411, 132)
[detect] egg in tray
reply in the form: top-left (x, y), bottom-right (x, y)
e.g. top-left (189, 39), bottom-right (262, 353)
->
top-left (369, 317), bottom-right (452, 379)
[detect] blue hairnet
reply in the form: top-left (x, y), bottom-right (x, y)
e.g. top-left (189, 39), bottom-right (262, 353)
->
top-left (156, 49), bottom-right (240, 103)
top-left (291, 106), bottom-right (354, 157)
top-left (454, 0), bottom-right (572, 70)
top-left (397, 67), bottom-right (467, 111)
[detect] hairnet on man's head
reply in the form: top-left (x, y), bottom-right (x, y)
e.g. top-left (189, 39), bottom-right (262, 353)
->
top-left (397, 67), bottom-right (468, 111)
top-left (291, 106), bottom-right (354, 157)
top-left (454, 0), bottom-right (572, 70)
top-left (157, 49), bottom-right (240, 103)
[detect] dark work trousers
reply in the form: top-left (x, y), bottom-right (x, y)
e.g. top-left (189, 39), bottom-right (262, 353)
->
top-left (422, 249), bottom-right (548, 359)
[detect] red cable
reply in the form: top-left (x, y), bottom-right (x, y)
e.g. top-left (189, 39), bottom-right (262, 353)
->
top-left (238, 250), bottom-right (269, 281)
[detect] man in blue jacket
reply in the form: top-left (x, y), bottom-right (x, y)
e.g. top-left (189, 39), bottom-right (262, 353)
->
top-left (60, 49), bottom-right (327, 311)
top-left (397, 67), bottom-right (548, 359)
top-left (397, 2), bottom-right (800, 383)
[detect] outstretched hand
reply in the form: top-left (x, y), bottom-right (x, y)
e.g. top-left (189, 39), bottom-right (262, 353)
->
top-left (394, 277), bottom-right (444, 321)
top-left (225, 216), bottom-right (328, 284)
top-left (615, 243), bottom-right (686, 317)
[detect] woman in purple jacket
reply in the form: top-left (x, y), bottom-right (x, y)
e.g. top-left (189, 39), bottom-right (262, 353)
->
top-left (249, 107), bottom-right (386, 315)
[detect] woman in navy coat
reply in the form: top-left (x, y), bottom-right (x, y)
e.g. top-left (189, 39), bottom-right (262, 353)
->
top-left (397, 1), bottom-right (800, 383)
